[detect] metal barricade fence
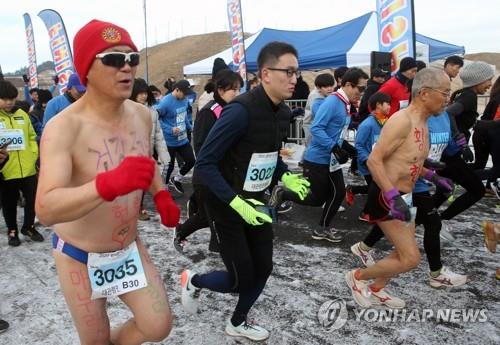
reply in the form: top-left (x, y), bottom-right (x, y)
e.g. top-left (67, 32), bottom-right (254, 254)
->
top-left (283, 94), bottom-right (492, 146)
top-left (284, 99), bottom-right (307, 145)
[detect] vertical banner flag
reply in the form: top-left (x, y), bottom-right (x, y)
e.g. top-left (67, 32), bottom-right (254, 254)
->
top-left (23, 13), bottom-right (39, 88)
top-left (227, 0), bottom-right (247, 82)
top-left (38, 9), bottom-right (75, 93)
top-left (376, 0), bottom-right (416, 72)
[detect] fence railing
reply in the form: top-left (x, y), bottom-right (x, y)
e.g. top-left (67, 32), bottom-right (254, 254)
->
top-left (284, 95), bottom-right (492, 145)
top-left (284, 99), bottom-right (307, 144)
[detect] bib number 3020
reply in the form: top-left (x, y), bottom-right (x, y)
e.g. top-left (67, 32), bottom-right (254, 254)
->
top-left (248, 166), bottom-right (275, 181)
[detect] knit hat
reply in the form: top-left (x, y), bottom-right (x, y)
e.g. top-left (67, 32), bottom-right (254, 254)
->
top-left (459, 61), bottom-right (495, 88)
top-left (73, 19), bottom-right (138, 85)
top-left (399, 57), bottom-right (418, 73)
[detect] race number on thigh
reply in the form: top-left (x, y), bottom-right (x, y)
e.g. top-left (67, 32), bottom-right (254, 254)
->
top-left (87, 241), bottom-right (147, 300)
top-left (243, 151), bottom-right (278, 192)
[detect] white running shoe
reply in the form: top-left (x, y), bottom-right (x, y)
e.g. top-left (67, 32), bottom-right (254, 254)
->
top-left (350, 242), bottom-right (376, 267)
top-left (180, 269), bottom-right (201, 314)
top-left (368, 287), bottom-right (405, 309)
top-left (225, 319), bottom-right (270, 341)
top-left (489, 181), bottom-right (500, 200)
top-left (345, 269), bottom-right (372, 308)
top-left (439, 221), bottom-right (456, 242)
top-left (429, 266), bottom-right (468, 288)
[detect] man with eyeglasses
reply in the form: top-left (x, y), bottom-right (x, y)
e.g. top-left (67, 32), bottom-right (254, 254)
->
top-left (36, 19), bottom-right (179, 344)
top-left (346, 69), bottom-right (452, 309)
top-left (379, 56), bottom-right (418, 116)
top-left (271, 67), bottom-right (368, 243)
top-left (180, 41), bottom-right (309, 341)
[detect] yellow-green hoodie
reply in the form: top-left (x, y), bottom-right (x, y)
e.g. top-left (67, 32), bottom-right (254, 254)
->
top-left (0, 108), bottom-right (38, 180)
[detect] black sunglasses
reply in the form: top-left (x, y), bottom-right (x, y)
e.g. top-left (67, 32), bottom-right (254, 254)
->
top-left (349, 83), bottom-right (366, 93)
top-left (95, 52), bottom-right (140, 68)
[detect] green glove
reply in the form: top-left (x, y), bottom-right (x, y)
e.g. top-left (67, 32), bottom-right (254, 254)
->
top-left (281, 172), bottom-right (310, 200)
top-left (229, 196), bottom-right (273, 226)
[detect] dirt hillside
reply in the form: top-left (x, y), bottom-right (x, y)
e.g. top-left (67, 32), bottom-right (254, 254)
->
top-left (136, 31), bottom-right (234, 92)
top-left (465, 52), bottom-right (500, 70)
top-left (138, 31), bottom-right (499, 95)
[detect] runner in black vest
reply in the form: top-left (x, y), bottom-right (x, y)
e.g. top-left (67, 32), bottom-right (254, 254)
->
top-left (173, 70), bottom-right (243, 254)
top-left (179, 42), bottom-right (310, 341)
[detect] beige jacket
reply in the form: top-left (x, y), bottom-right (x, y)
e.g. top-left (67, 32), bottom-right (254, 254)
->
top-left (149, 108), bottom-right (170, 165)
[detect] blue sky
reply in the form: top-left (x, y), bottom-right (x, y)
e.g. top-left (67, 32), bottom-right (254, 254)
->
top-left (1, 0), bottom-right (499, 73)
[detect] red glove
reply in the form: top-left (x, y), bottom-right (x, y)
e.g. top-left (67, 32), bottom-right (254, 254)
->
top-left (154, 190), bottom-right (180, 227)
top-left (95, 156), bottom-right (155, 201)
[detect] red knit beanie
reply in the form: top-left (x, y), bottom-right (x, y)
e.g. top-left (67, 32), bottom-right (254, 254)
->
top-left (73, 19), bottom-right (138, 85)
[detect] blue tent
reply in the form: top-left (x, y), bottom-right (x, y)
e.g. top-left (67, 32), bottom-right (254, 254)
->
top-left (184, 12), bottom-right (465, 75)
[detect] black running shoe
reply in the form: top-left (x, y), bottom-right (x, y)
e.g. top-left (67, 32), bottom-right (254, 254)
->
top-left (269, 185), bottom-right (284, 208)
top-left (173, 226), bottom-right (187, 254)
top-left (277, 201), bottom-right (293, 214)
top-left (170, 176), bottom-right (184, 194)
top-left (311, 227), bottom-right (343, 243)
top-left (0, 319), bottom-right (9, 333)
top-left (21, 225), bottom-right (44, 242)
top-left (8, 230), bottom-right (20, 247)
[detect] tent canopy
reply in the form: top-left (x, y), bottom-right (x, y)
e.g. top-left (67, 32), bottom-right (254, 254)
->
top-left (184, 12), bottom-right (465, 75)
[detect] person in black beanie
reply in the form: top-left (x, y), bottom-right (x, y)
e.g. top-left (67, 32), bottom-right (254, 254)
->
top-left (358, 68), bottom-right (388, 122)
top-left (379, 56), bottom-right (418, 116)
top-left (211, 57), bottom-right (229, 80)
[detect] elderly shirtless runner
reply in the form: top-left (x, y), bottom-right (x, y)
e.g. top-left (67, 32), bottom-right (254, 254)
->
top-left (346, 68), bottom-right (451, 308)
top-left (36, 20), bottom-right (180, 344)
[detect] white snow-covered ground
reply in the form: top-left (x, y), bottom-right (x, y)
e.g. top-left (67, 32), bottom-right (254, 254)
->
top-left (0, 179), bottom-right (499, 344)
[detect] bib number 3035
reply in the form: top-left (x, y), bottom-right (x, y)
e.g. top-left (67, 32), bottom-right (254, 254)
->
top-left (87, 241), bottom-right (147, 300)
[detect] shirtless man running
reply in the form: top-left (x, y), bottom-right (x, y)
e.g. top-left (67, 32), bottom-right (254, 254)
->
top-left (345, 68), bottom-right (451, 308)
top-left (36, 20), bottom-right (180, 344)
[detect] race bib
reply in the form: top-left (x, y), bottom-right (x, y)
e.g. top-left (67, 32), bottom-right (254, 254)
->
top-left (340, 123), bottom-right (349, 141)
top-left (401, 192), bottom-right (417, 223)
top-left (329, 153), bottom-right (342, 172)
top-left (401, 192), bottom-right (413, 207)
top-left (428, 143), bottom-right (447, 161)
top-left (0, 129), bottom-right (26, 151)
top-left (87, 241), bottom-right (147, 300)
top-left (176, 110), bottom-right (187, 141)
top-left (330, 118), bottom-right (350, 172)
top-left (243, 151), bottom-right (278, 192)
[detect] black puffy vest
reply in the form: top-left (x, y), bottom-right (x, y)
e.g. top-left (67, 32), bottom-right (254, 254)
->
top-left (219, 85), bottom-right (291, 199)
